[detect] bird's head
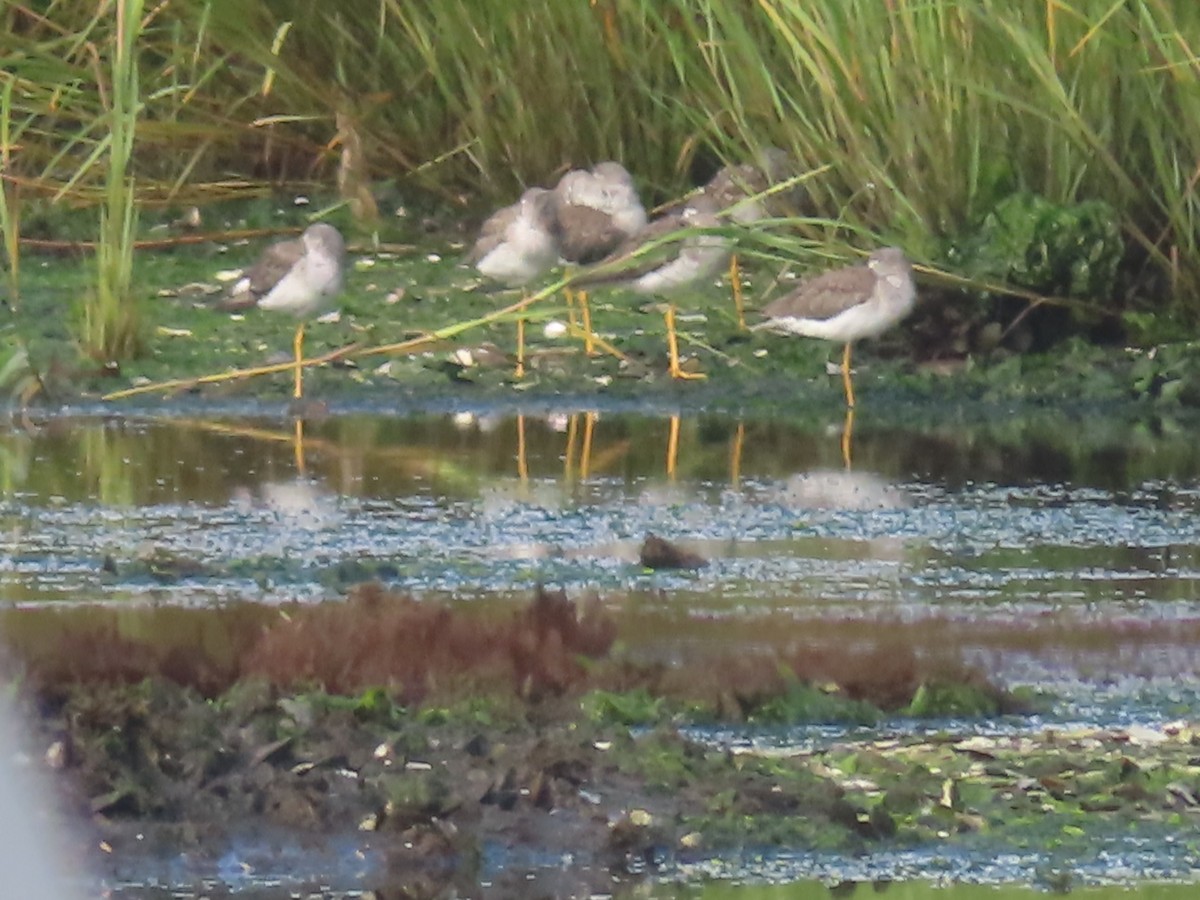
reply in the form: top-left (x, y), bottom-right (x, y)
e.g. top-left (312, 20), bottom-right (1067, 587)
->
top-left (303, 223), bottom-right (346, 259)
top-left (867, 246), bottom-right (910, 275)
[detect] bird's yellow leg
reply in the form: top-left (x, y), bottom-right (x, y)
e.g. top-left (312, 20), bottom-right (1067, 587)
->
top-left (666, 413), bottom-right (681, 479)
top-left (292, 323), bottom-right (306, 399)
top-left (564, 287), bottom-right (579, 331)
top-left (579, 290), bottom-right (596, 356)
top-left (729, 254), bottom-right (747, 331)
top-left (840, 406), bottom-right (855, 470)
top-left (841, 342), bottom-right (855, 408)
top-left (665, 305), bottom-right (706, 380)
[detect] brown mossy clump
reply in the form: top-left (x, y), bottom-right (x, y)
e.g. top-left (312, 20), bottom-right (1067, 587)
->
top-left (6, 584), bottom-right (1022, 718)
top-left (244, 583), bottom-right (618, 704)
top-left (14, 617), bottom-right (252, 698)
top-left (638, 533), bottom-right (707, 570)
top-left (590, 620), bottom-right (1023, 721)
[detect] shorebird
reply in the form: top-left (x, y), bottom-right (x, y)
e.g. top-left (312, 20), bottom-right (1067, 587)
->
top-left (551, 161), bottom-right (648, 354)
top-left (754, 247), bottom-right (916, 408)
top-left (227, 222), bottom-right (346, 399)
top-left (697, 148), bottom-right (793, 329)
top-left (575, 193), bottom-right (730, 380)
top-left (466, 186), bottom-right (560, 378)
top-left (701, 146), bottom-right (795, 226)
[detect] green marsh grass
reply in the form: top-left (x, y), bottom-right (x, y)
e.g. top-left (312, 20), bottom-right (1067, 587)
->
top-left (84, 0), bottom-right (145, 362)
top-left (200, 0), bottom-right (691, 194)
top-left (4, 0), bottom-right (1200, 355)
top-left (0, 77), bottom-right (21, 309)
top-left (188, 0), bottom-right (1200, 316)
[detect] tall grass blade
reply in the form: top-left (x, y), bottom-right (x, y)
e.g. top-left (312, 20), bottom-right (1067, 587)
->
top-left (83, 0), bottom-right (146, 362)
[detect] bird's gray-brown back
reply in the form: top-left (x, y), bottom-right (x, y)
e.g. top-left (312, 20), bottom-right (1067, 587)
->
top-left (573, 193), bottom-right (725, 288)
top-left (551, 162), bottom-right (647, 264)
top-left (220, 235), bottom-right (306, 311)
top-left (760, 247), bottom-right (913, 323)
top-left (466, 189), bottom-right (553, 265)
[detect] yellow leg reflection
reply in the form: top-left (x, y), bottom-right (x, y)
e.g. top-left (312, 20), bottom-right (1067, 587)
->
top-left (840, 406), bottom-right (855, 471)
top-left (516, 413), bottom-right (529, 482)
top-left (729, 254), bottom-right (747, 331)
top-left (841, 341), bottom-right (856, 408)
top-left (292, 323), bottom-right (306, 399)
top-left (666, 413), bottom-right (681, 480)
top-left (665, 305), bottom-right (706, 380)
top-left (563, 412), bottom-right (579, 481)
top-left (730, 420), bottom-right (745, 489)
top-left (292, 418), bottom-right (306, 475)
top-left (580, 411), bottom-right (596, 481)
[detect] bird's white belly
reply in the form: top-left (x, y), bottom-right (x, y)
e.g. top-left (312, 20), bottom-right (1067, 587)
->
top-left (771, 284), bottom-right (914, 343)
top-left (259, 254), bottom-right (341, 318)
top-left (631, 242), bottom-right (729, 295)
top-left (477, 222), bottom-right (556, 285)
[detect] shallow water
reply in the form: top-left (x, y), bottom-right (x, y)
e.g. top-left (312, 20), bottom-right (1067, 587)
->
top-left (4, 410), bottom-right (1200, 684)
top-left (4, 407), bottom-right (1200, 894)
top-left (651, 881), bottom-right (1200, 899)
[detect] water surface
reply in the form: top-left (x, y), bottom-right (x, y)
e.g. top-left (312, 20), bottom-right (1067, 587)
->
top-left (4, 407), bottom-right (1200, 894)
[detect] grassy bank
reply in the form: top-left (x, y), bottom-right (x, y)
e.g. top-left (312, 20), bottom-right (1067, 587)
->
top-left (2, 1), bottom-right (1200, 368)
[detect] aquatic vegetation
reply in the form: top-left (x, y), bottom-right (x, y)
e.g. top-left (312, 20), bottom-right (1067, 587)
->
top-left (0, 339), bottom-right (40, 408)
top-left (903, 679), bottom-right (1007, 719)
top-left (24, 666), bottom-right (1200, 894)
top-left (948, 193), bottom-right (1123, 303)
top-left (1129, 340), bottom-right (1200, 407)
top-left (583, 688), bottom-right (667, 727)
top-left (748, 676), bottom-right (882, 727)
top-left (6, 582), bottom-right (1024, 720)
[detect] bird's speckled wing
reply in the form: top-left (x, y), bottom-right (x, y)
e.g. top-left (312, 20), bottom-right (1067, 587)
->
top-left (703, 164), bottom-right (768, 210)
top-left (762, 263), bottom-right (877, 321)
top-left (220, 236), bottom-right (304, 310)
top-left (552, 204), bottom-right (627, 265)
top-left (571, 211), bottom-right (693, 287)
top-left (244, 238), bottom-right (304, 295)
top-left (465, 203), bottom-right (519, 265)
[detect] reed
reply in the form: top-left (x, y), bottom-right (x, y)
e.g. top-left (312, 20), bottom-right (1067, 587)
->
top-left (82, 0), bottom-right (146, 362)
top-left (0, 77), bottom-right (20, 309)
top-left (198, 0), bottom-right (689, 193)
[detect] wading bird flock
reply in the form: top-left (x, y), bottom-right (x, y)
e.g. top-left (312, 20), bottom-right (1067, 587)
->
top-left (230, 154), bottom-right (917, 407)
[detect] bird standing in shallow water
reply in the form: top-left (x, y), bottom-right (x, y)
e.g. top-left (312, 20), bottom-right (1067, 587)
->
top-left (228, 222), bottom-right (346, 400)
top-left (575, 193), bottom-right (730, 380)
top-left (466, 186), bottom-right (560, 379)
top-left (551, 161), bottom-right (648, 354)
top-left (754, 246), bottom-right (916, 408)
